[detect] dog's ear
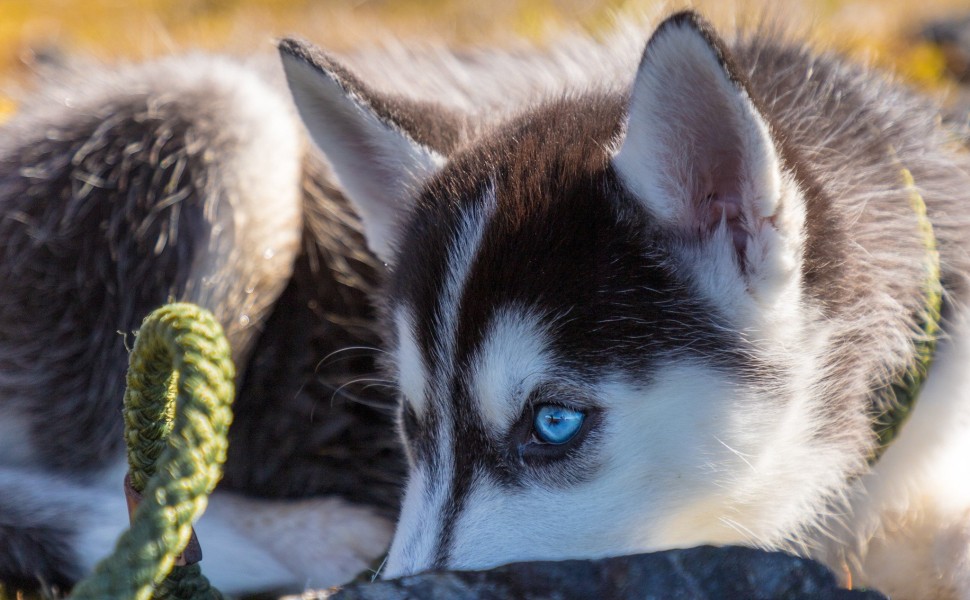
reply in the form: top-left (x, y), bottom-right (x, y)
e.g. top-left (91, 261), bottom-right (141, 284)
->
top-left (280, 39), bottom-right (452, 264)
top-left (613, 12), bottom-right (802, 309)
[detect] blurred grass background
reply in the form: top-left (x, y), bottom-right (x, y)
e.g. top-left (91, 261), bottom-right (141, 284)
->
top-left (2, 0), bottom-right (970, 124)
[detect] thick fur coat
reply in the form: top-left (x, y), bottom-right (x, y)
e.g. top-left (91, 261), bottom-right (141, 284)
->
top-left (2, 10), bottom-right (969, 600)
top-left (283, 11), bottom-right (970, 600)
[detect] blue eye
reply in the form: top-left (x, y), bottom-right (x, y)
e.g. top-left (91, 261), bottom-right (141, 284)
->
top-left (533, 405), bottom-right (585, 445)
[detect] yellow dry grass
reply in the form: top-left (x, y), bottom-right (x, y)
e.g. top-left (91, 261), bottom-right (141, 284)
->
top-left (0, 0), bottom-right (967, 122)
top-left (0, 1), bottom-right (967, 81)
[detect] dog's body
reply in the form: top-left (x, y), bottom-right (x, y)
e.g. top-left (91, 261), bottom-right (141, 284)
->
top-left (3, 10), bottom-right (970, 599)
top-left (0, 27), bottom-right (650, 594)
top-left (282, 12), bottom-right (970, 600)
top-left (0, 54), bottom-right (402, 594)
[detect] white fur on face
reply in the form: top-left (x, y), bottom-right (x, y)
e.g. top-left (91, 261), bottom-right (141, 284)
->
top-left (470, 306), bottom-right (553, 431)
top-left (435, 361), bottom-right (837, 571)
top-left (383, 446), bottom-right (457, 577)
top-left (385, 289), bottom-right (842, 577)
top-left (394, 306), bottom-right (428, 417)
top-left (444, 364), bottom-right (747, 570)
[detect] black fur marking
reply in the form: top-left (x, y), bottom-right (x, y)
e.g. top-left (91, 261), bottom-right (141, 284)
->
top-left (0, 492), bottom-right (81, 592)
top-left (432, 382), bottom-right (480, 569)
top-left (223, 155), bottom-right (405, 514)
top-left (279, 38), bottom-right (466, 154)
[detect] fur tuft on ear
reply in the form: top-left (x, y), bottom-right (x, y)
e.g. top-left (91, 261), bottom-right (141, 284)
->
top-left (279, 38), bottom-right (446, 264)
top-left (612, 12), bottom-right (789, 279)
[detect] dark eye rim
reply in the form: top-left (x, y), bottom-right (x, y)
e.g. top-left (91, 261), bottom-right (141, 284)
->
top-left (400, 401), bottom-right (421, 439)
top-left (510, 398), bottom-right (600, 465)
top-left (398, 400), bottom-right (436, 465)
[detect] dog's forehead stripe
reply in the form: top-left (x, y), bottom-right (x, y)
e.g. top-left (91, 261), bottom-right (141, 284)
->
top-left (393, 181), bottom-right (497, 421)
top-left (426, 182), bottom-right (497, 395)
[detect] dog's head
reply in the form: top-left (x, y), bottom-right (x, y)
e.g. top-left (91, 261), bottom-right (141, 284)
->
top-left (282, 11), bottom-right (847, 577)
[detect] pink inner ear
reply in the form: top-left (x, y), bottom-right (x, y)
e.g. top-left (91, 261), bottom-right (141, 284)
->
top-left (682, 123), bottom-right (750, 259)
top-left (704, 192), bottom-right (747, 258)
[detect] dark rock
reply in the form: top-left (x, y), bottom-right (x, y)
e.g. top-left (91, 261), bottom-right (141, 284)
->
top-left (291, 546), bottom-right (886, 600)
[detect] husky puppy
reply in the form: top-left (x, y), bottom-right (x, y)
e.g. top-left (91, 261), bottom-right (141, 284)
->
top-left (282, 11), bottom-right (970, 599)
top-left (0, 24), bottom-right (656, 594)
